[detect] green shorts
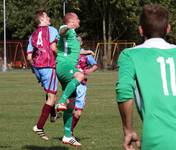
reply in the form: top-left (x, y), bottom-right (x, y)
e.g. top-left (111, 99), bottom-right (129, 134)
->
top-left (56, 61), bottom-right (78, 90)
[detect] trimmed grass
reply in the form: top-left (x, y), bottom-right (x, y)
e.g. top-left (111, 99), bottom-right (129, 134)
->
top-left (0, 70), bottom-right (141, 150)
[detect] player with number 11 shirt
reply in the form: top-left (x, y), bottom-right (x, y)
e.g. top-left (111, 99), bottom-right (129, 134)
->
top-left (116, 4), bottom-right (176, 150)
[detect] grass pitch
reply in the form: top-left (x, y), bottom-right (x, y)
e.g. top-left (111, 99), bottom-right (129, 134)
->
top-left (0, 70), bottom-right (141, 150)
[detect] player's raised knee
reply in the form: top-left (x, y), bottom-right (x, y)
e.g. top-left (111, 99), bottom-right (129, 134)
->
top-left (74, 72), bottom-right (85, 82)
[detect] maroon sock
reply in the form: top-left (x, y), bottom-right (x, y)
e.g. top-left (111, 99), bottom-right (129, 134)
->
top-left (71, 115), bottom-right (80, 133)
top-left (45, 94), bottom-right (48, 101)
top-left (45, 94), bottom-right (56, 117)
top-left (37, 103), bottom-right (52, 129)
top-left (50, 105), bottom-right (56, 117)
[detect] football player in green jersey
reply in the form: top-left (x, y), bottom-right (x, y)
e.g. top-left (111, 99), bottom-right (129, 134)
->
top-left (116, 4), bottom-right (176, 150)
top-left (55, 13), bottom-right (93, 147)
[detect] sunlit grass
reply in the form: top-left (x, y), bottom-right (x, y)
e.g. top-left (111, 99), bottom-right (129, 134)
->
top-left (0, 70), bottom-right (141, 150)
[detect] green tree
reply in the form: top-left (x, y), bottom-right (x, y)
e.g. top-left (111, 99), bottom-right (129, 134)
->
top-left (78, 0), bottom-right (140, 68)
top-left (1, 0), bottom-right (176, 45)
top-left (137, 0), bottom-right (176, 43)
top-left (0, 0), bottom-right (79, 40)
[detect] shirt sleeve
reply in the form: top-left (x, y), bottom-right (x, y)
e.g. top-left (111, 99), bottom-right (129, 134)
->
top-left (49, 26), bottom-right (59, 43)
top-left (86, 55), bottom-right (97, 66)
top-left (116, 49), bottom-right (136, 102)
top-left (58, 25), bottom-right (67, 34)
top-left (26, 36), bottom-right (33, 54)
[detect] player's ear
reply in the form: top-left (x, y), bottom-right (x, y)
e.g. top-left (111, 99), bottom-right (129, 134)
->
top-left (39, 16), bottom-right (44, 24)
top-left (138, 26), bottom-right (144, 37)
top-left (166, 24), bottom-right (171, 34)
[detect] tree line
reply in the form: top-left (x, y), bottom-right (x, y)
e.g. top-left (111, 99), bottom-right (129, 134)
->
top-left (0, 0), bottom-right (176, 42)
top-left (1, 0), bottom-right (176, 68)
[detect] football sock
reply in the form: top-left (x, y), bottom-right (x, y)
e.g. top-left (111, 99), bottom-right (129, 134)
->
top-left (50, 105), bottom-right (56, 117)
top-left (59, 78), bottom-right (80, 104)
top-left (63, 108), bottom-right (73, 137)
top-left (45, 94), bottom-right (48, 101)
top-left (45, 94), bottom-right (56, 117)
top-left (71, 115), bottom-right (80, 133)
top-left (37, 103), bottom-right (52, 129)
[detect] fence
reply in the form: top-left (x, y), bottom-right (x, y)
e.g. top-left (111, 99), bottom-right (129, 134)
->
top-left (0, 40), bottom-right (28, 69)
top-left (94, 41), bottom-right (136, 69)
top-left (0, 40), bottom-right (136, 70)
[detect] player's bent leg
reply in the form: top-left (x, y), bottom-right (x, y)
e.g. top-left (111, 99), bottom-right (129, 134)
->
top-left (55, 77), bottom-right (82, 112)
top-left (74, 71), bottom-right (85, 82)
top-left (55, 62), bottom-right (84, 111)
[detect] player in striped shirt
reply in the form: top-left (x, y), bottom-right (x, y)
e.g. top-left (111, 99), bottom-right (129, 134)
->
top-left (71, 36), bottom-right (98, 135)
top-left (27, 9), bottom-right (58, 140)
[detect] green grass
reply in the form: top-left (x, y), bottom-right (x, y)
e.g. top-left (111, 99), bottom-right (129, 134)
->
top-left (0, 70), bottom-right (141, 150)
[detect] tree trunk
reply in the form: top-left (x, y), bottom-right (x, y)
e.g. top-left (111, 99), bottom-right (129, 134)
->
top-left (102, 14), bottom-right (107, 69)
top-left (107, 13), bottom-right (112, 68)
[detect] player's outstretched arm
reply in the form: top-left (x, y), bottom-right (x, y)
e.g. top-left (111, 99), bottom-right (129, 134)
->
top-left (118, 100), bottom-right (141, 150)
top-left (80, 49), bottom-right (95, 56)
top-left (84, 64), bottom-right (98, 75)
top-left (59, 26), bottom-right (69, 36)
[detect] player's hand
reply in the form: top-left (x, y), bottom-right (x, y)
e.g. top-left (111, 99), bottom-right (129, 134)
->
top-left (27, 54), bottom-right (34, 65)
top-left (123, 130), bottom-right (141, 150)
top-left (87, 50), bottom-right (95, 56)
top-left (84, 69), bottom-right (91, 75)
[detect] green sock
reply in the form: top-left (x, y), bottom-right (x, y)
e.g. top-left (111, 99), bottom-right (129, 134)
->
top-left (63, 108), bottom-right (73, 137)
top-left (59, 78), bottom-right (80, 104)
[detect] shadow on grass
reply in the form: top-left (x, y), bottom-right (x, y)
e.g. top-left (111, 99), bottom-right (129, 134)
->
top-left (0, 146), bottom-right (12, 149)
top-left (22, 145), bottom-right (68, 150)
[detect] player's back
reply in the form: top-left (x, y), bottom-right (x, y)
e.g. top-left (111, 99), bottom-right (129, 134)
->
top-left (123, 38), bottom-right (176, 150)
top-left (31, 26), bottom-right (55, 68)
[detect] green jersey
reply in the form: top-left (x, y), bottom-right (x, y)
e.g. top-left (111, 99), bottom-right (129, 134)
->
top-left (116, 38), bottom-right (176, 150)
top-left (56, 25), bottom-right (80, 66)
